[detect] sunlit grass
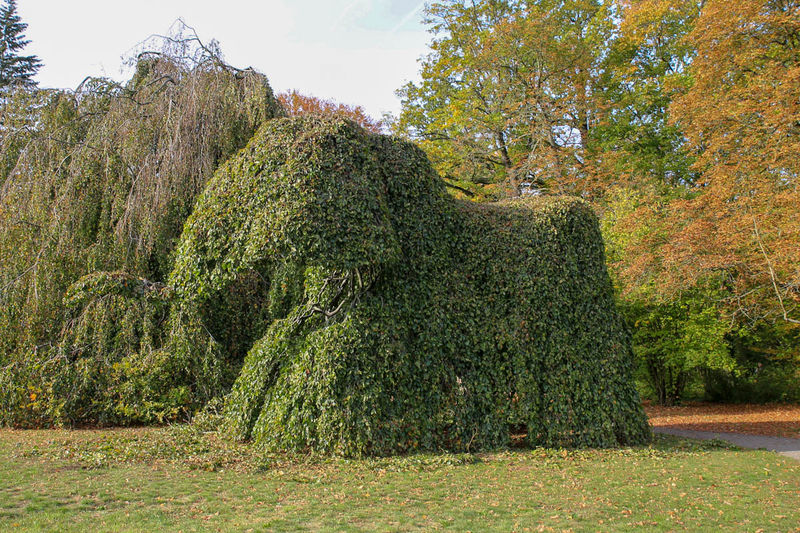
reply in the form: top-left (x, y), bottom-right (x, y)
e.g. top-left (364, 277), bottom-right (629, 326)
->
top-left (1, 427), bottom-right (798, 532)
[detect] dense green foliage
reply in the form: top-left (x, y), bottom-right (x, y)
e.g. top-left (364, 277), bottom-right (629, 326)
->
top-left (0, 14), bottom-right (650, 451)
top-left (621, 292), bottom-right (732, 406)
top-left (164, 115), bottom-right (648, 455)
top-left (0, 46), bottom-right (283, 426)
top-left (1, 87), bottom-right (649, 452)
top-left (703, 325), bottom-right (800, 404)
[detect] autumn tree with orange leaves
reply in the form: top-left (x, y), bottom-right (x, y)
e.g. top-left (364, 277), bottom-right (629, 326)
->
top-left (666, 0), bottom-right (800, 326)
top-left (598, 0), bottom-right (799, 403)
top-left (278, 90), bottom-right (383, 133)
top-left (609, 0), bottom-right (800, 326)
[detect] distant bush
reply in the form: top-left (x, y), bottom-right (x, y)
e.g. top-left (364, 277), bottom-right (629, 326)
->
top-left (703, 325), bottom-right (800, 404)
top-left (704, 366), bottom-right (800, 404)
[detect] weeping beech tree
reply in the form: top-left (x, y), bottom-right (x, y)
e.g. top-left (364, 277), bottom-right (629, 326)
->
top-left (0, 28), bottom-right (283, 425)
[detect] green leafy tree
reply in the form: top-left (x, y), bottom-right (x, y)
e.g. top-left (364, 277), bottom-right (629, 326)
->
top-left (0, 27), bottom-right (283, 427)
top-left (0, 0), bottom-right (41, 89)
top-left (590, 0), bottom-right (701, 190)
top-left (622, 292), bottom-right (733, 406)
top-left (601, 186), bottom-right (735, 405)
top-left (395, 0), bottom-right (616, 196)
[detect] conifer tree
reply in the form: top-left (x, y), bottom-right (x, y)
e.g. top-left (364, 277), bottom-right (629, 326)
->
top-left (0, 0), bottom-right (41, 89)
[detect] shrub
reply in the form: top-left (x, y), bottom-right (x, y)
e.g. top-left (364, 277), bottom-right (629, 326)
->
top-left (167, 115), bottom-right (650, 455)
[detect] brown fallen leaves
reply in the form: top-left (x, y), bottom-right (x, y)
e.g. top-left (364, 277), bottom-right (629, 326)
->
top-left (645, 402), bottom-right (800, 439)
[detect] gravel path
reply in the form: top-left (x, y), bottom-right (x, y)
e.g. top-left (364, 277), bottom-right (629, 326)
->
top-left (654, 427), bottom-right (800, 461)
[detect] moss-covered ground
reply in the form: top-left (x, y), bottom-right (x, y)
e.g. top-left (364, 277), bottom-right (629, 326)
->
top-left (1, 427), bottom-right (797, 532)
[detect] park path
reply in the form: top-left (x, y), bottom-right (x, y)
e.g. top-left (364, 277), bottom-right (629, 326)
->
top-left (653, 427), bottom-right (800, 461)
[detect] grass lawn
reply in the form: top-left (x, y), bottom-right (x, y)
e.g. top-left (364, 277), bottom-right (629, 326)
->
top-left (0, 426), bottom-right (798, 532)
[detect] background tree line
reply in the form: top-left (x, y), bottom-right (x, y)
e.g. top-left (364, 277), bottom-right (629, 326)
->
top-left (394, 0), bottom-right (799, 405)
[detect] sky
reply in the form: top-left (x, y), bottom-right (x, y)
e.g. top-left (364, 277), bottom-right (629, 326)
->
top-left (18, 0), bottom-right (433, 119)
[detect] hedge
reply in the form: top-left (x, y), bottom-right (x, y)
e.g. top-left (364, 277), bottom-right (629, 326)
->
top-left (170, 116), bottom-right (651, 455)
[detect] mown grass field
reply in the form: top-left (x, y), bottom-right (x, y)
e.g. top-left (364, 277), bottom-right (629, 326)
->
top-left (0, 426), bottom-right (798, 532)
